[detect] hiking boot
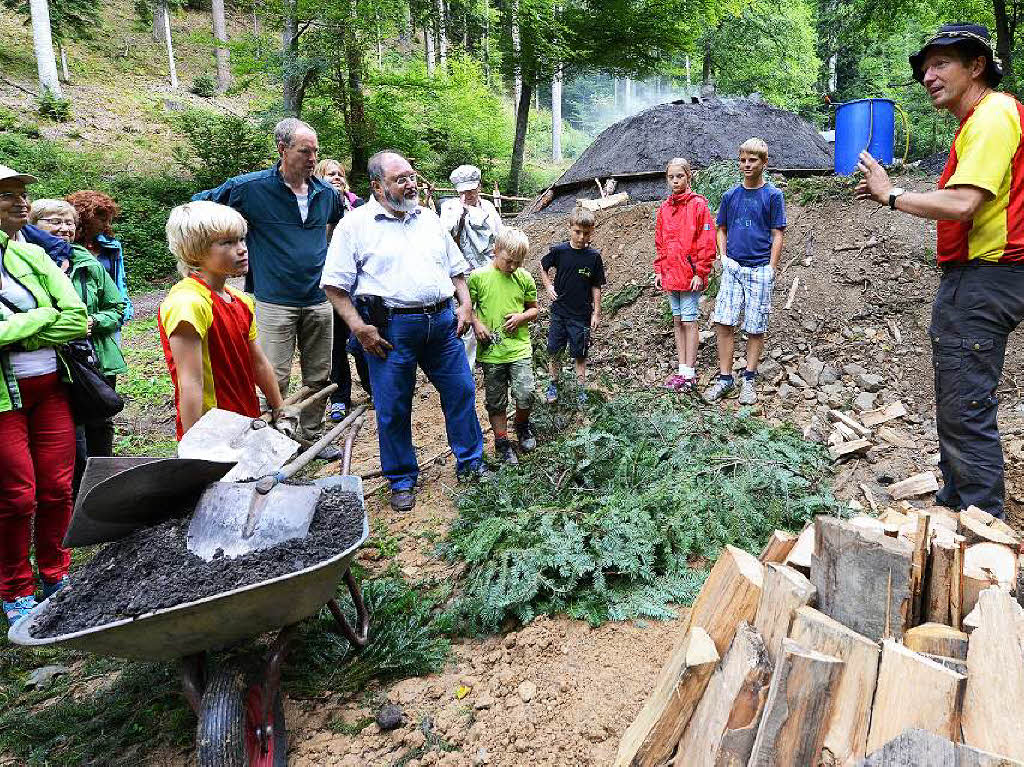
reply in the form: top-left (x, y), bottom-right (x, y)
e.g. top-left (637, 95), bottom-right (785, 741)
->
top-left (390, 488), bottom-right (416, 512)
top-left (457, 463), bottom-right (496, 484)
top-left (3, 595), bottom-right (37, 627)
top-left (495, 438), bottom-right (518, 465)
top-left (42, 578), bottom-right (67, 600)
top-left (703, 377), bottom-right (736, 403)
top-left (515, 422), bottom-right (537, 452)
top-left (737, 377), bottom-right (758, 406)
top-left (545, 383), bottom-right (558, 404)
top-left (328, 402), bottom-right (347, 423)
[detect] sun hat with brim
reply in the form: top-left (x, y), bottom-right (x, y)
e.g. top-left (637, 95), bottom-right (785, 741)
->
top-left (0, 164), bottom-right (38, 185)
top-left (910, 23), bottom-right (1004, 86)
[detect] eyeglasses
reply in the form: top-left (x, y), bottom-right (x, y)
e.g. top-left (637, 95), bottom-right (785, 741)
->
top-left (389, 174), bottom-right (418, 186)
top-left (0, 191), bottom-right (29, 202)
top-left (37, 217), bottom-right (76, 228)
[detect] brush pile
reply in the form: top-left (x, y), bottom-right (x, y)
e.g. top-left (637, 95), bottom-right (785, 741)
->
top-left (615, 503), bottom-right (1024, 766)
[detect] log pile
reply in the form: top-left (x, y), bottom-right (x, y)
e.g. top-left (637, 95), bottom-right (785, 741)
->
top-left (614, 510), bottom-right (1024, 767)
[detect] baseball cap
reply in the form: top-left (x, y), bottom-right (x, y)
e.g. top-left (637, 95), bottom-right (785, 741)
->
top-left (450, 164), bottom-right (482, 193)
top-left (909, 23), bottom-right (1004, 86)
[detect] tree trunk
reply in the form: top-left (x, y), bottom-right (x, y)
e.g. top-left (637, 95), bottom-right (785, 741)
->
top-left (58, 42), bottom-right (70, 84)
top-left (435, 0), bottom-right (447, 69)
top-left (992, 0), bottom-right (1015, 92)
top-left (29, 0), bottom-right (61, 97)
top-left (624, 77), bottom-right (633, 113)
top-left (702, 35), bottom-right (713, 85)
top-left (425, 6), bottom-right (436, 75)
top-left (551, 67), bottom-right (563, 162)
top-left (346, 0), bottom-right (369, 185)
top-left (211, 0), bottom-right (231, 93)
top-left (282, 0), bottom-right (300, 113)
top-left (511, 0), bottom-right (521, 120)
top-left (482, 0), bottom-right (490, 83)
top-left (152, 0), bottom-right (165, 42)
top-left (508, 79), bottom-right (532, 196)
top-left (160, 0), bottom-right (178, 90)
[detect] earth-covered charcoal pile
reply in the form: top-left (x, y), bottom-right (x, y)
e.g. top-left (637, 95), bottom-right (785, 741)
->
top-left (33, 488), bottom-right (364, 637)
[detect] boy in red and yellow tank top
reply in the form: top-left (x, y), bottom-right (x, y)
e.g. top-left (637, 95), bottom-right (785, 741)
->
top-left (158, 201), bottom-right (283, 439)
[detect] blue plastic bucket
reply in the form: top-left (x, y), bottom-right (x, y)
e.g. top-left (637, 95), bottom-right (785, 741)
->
top-left (834, 98), bottom-right (895, 175)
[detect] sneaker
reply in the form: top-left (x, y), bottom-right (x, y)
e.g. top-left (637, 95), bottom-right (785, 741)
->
top-left (495, 438), bottom-right (519, 465)
top-left (678, 376), bottom-right (696, 394)
top-left (4, 595), bottom-right (37, 626)
top-left (663, 374), bottom-right (686, 391)
top-left (42, 578), bottom-right (67, 600)
top-left (328, 402), bottom-right (347, 423)
top-left (703, 377), bottom-right (736, 403)
top-left (545, 383), bottom-right (558, 404)
top-left (457, 463), bottom-right (496, 484)
top-left (738, 376), bottom-right (758, 405)
top-left (515, 422), bottom-right (537, 452)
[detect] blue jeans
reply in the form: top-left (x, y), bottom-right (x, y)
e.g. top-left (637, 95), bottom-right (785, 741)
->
top-left (363, 305), bottom-right (483, 490)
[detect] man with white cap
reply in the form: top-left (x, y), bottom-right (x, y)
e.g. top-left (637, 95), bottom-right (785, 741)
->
top-left (440, 164), bottom-right (503, 367)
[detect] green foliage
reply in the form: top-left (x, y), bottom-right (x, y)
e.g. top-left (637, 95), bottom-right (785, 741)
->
top-left (37, 91), bottom-right (72, 122)
top-left (602, 282), bottom-right (645, 318)
top-left (691, 160), bottom-right (742, 210)
top-left (191, 73), bottom-right (217, 98)
top-left (2, 0), bottom-right (101, 43)
top-left (0, 133), bottom-right (191, 289)
top-left (443, 392), bottom-right (841, 634)
top-left (173, 110), bottom-right (274, 191)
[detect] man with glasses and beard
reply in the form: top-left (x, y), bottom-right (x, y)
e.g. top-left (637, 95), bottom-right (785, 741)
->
top-left (321, 151), bottom-right (488, 512)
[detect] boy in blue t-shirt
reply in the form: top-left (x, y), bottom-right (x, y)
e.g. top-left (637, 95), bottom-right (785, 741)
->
top-left (704, 137), bottom-right (786, 406)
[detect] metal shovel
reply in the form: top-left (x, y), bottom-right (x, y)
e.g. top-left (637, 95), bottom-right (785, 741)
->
top-left (186, 404), bottom-right (367, 561)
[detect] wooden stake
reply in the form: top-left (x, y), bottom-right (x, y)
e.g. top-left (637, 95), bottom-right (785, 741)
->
top-left (784, 277), bottom-right (800, 310)
top-left (747, 638), bottom-right (844, 767)
top-left (866, 639), bottom-right (967, 753)
top-left (925, 536), bottom-right (964, 626)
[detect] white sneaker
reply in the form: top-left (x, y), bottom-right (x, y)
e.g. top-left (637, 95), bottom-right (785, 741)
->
top-left (738, 377), bottom-right (758, 405)
top-left (703, 377), bottom-right (736, 403)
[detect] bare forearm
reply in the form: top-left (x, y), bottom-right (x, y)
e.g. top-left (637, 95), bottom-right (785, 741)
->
top-left (178, 375), bottom-right (204, 435)
top-left (252, 351), bottom-right (283, 410)
top-left (325, 285), bottom-right (367, 332)
top-left (452, 275), bottom-right (471, 308)
top-left (894, 188), bottom-right (987, 221)
top-left (716, 227), bottom-right (728, 259)
top-left (539, 269), bottom-right (554, 290)
top-left (770, 230), bottom-right (784, 269)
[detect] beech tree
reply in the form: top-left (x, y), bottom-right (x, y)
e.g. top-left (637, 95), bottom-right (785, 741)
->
top-left (212, 0), bottom-right (231, 92)
top-left (4, 0), bottom-right (100, 91)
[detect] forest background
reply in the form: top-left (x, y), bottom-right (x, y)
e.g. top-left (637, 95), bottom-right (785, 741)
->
top-left (1, 0), bottom-right (1021, 287)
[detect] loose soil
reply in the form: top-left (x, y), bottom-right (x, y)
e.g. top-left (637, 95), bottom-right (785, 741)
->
top-left (33, 488), bottom-right (363, 637)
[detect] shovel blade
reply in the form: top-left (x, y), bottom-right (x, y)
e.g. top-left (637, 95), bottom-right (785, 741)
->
top-left (186, 482), bottom-right (320, 561)
top-left (177, 408), bottom-right (300, 481)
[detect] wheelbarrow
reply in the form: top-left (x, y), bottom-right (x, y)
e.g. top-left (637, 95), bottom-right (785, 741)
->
top-left (9, 417), bottom-right (371, 767)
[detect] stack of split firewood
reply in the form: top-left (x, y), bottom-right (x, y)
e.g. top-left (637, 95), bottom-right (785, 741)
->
top-left (614, 506), bottom-right (1024, 767)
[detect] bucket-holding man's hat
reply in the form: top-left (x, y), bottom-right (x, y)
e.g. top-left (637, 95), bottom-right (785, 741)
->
top-left (450, 164), bottom-right (482, 193)
top-left (909, 23), bottom-right (1004, 86)
top-left (0, 164), bottom-right (38, 185)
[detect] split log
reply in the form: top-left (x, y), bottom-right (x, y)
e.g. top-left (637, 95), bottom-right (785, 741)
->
top-left (788, 606), bottom-right (880, 766)
top-left (926, 536), bottom-right (961, 628)
top-left (785, 523), bottom-right (815, 576)
top-left (672, 622), bottom-right (772, 767)
top-left (849, 516), bottom-right (886, 536)
top-left (784, 276), bottom-right (800, 310)
top-left (909, 513), bottom-right (931, 625)
top-left (904, 623), bottom-right (968, 660)
top-left (959, 512), bottom-right (1019, 546)
top-left (759, 530), bottom-right (797, 564)
top-left (811, 516), bottom-right (915, 641)
top-left (829, 409), bottom-right (871, 437)
top-left (859, 728), bottom-right (1024, 767)
top-left (963, 587), bottom-right (1024, 760)
top-left (829, 439), bottom-right (872, 460)
top-left (888, 472), bottom-right (939, 501)
top-left (747, 638), bottom-right (844, 767)
top-left (963, 543), bottom-right (1018, 617)
top-left (688, 545), bottom-right (765, 656)
top-left (753, 563), bottom-right (816, 665)
top-left (876, 427), bottom-right (917, 449)
top-left (577, 191), bottom-right (628, 211)
top-left (860, 401), bottom-right (908, 428)
top-left (865, 639), bottom-right (966, 753)
top-left (613, 627), bottom-right (719, 767)
top-left (920, 652), bottom-right (968, 676)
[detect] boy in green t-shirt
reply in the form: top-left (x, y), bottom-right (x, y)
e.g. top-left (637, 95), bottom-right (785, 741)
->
top-left (468, 227), bottom-right (539, 464)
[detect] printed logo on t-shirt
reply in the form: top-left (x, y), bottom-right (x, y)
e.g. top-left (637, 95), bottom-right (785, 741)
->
top-left (577, 267), bottom-right (592, 279)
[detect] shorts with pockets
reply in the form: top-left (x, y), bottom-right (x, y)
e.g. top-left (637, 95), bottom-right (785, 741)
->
top-left (667, 290), bottom-right (700, 321)
top-left (547, 312), bottom-right (590, 359)
top-left (711, 257), bottom-right (774, 335)
top-left (481, 358), bottom-right (535, 415)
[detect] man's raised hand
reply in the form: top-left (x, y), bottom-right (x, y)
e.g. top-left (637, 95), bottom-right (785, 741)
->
top-left (855, 151), bottom-right (893, 205)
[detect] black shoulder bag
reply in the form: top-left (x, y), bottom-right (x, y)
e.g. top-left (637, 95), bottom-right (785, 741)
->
top-left (0, 270), bottom-right (124, 422)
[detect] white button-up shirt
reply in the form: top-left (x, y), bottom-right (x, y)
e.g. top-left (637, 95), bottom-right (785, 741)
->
top-left (321, 195), bottom-right (469, 308)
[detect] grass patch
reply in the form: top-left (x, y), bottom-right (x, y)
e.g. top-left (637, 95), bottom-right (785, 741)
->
top-left (119, 318), bottom-right (173, 408)
top-left (441, 392), bottom-right (841, 634)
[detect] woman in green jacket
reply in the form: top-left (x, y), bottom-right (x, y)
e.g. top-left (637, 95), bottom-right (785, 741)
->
top-left (30, 200), bottom-right (127, 493)
top-left (0, 166), bottom-right (89, 626)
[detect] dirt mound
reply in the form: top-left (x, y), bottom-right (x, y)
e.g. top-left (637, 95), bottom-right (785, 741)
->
top-left (538, 97), bottom-right (833, 214)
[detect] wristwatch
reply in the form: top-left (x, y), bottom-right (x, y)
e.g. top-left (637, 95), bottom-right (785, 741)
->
top-left (888, 187), bottom-right (906, 210)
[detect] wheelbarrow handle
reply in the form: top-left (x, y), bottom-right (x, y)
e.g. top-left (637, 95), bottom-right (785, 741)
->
top-left (252, 384), bottom-right (340, 430)
top-left (255, 404), bottom-right (368, 494)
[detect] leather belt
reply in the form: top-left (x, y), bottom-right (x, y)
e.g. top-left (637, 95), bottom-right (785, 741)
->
top-left (388, 300), bottom-right (450, 315)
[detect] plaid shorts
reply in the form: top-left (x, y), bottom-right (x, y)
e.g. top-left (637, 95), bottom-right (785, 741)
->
top-left (711, 257), bottom-right (775, 335)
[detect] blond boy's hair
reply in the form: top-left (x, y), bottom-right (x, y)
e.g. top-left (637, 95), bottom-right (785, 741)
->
top-left (666, 157), bottom-right (692, 174)
top-left (739, 137), bottom-right (769, 161)
top-left (495, 226), bottom-right (529, 262)
top-left (569, 205), bottom-right (596, 228)
top-left (29, 199), bottom-right (79, 226)
top-left (165, 201), bottom-right (248, 276)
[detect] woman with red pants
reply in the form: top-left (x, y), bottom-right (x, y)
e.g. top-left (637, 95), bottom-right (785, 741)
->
top-left (0, 165), bottom-right (88, 626)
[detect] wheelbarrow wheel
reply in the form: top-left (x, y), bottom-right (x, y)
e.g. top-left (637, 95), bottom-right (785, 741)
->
top-left (197, 667), bottom-right (287, 767)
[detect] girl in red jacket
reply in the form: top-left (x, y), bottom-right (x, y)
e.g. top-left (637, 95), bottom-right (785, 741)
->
top-left (654, 158), bottom-right (717, 392)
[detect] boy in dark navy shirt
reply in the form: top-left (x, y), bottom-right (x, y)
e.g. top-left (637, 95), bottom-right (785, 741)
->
top-left (539, 206), bottom-right (606, 405)
top-left (705, 137), bottom-right (786, 406)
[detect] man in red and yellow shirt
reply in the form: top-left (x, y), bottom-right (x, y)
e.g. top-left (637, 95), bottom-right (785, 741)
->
top-left (856, 23), bottom-right (1023, 518)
